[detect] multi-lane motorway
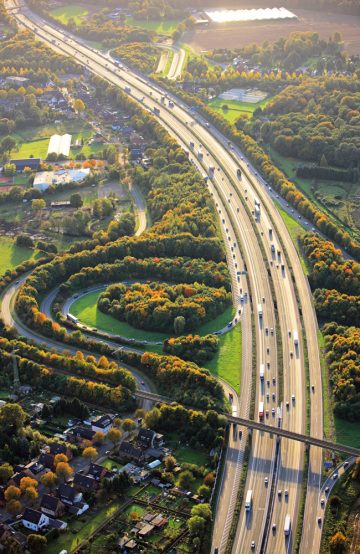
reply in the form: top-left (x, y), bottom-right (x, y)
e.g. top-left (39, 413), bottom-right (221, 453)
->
top-left (5, 1), bottom-right (324, 552)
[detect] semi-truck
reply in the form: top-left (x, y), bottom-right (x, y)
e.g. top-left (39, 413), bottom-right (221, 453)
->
top-left (284, 514), bottom-right (291, 536)
top-left (245, 490), bottom-right (253, 511)
top-left (254, 205), bottom-right (261, 221)
top-left (260, 364), bottom-right (265, 380)
top-left (259, 401), bottom-right (264, 421)
top-left (67, 313), bottom-right (78, 324)
top-left (257, 304), bottom-right (263, 319)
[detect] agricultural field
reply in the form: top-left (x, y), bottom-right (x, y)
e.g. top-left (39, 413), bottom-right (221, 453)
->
top-left (50, 4), bottom-right (90, 25)
top-left (185, 8), bottom-right (360, 55)
top-left (126, 16), bottom-right (182, 36)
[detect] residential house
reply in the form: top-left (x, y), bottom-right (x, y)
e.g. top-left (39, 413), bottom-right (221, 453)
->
top-left (119, 442), bottom-right (145, 463)
top-left (40, 494), bottom-right (65, 518)
top-left (138, 523), bottom-right (154, 537)
top-left (25, 461), bottom-right (44, 475)
top-left (38, 452), bottom-right (55, 469)
top-left (58, 483), bottom-right (83, 506)
top-left (138, 428), bottom-right (156, 448)
top-left (49, 442), bottom-right (72, 459)
top-left (68, 501), bottom-right (89, 516)
top-left (0, 487), bottom-right (5, 508)
top-left (70, 426), bottom-right (95, 442)
top-left (22, 508), bottom-right (49, 532)
top-left (151, 514), bottom-right (168, 528)
top-left (87, 463), bottom-right (108, 482)
top-left (73, 473), bottom-right (98, 493)
top-left (91, 414), bottom-right (112, 434)
top-left (10, 470), bottom-right (34, 487)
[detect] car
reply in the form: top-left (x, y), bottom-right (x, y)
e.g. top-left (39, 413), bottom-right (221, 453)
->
top-left (333, 473), bottom-right (338, 480)
top-left (15, 280), bottom-right (20, 284)
top-left (266, 393), bottom-right (270, 401)
top-left (266, 410), bottom-right (269, 418)
top-left (251, 542), bottom-right (255, 550)
top-left (320, 498), bottom-right (325, 506)
top-left (290, 351), bottom-right (294, 358)
top-left (278, 489), bottom-right (282, 497)
top-left (311, 384), bottom-right (315, 392)
top-left (267, 347), bottom-right (270, 354)
top-left (288, 330), bottom-right (291, 337)
top-left (325, 487), bottom-right (329, 494)
top-left (214, 548), bottom-right (219, 554)
top-left (267, 380), bottom-right (270, 387)
top-left (344, 461), bottom-right (349, 468)
top-left (141, 381), bottom-right (145, 386)
top-left (284, 489), bottom-right (288, 497)
top-left (286, 401), bottom-right (290, 409)
top-left (105, 450), bottom-right (111, 455)
top-left (292, 394), bottom-right (295, 403)
top-left (272, 377), bottom-right (276, 384)
top-left (272, 523), bottom-right (277, 532)
top-left (272, 393), bottom-right (276, 401)
top-left (272, 408), bottom-right (275, 416)
top-left (239, 430), bottom-right (242, 439)
top-left (270, 328), bottom-right (274, 335)
top-left (318, 517), bottom-right (322, 525)
top-left (265, 477), bottom-right (268, 485)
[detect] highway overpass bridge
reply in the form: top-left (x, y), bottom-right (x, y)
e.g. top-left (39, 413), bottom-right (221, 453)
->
top-left (135, 390), bottom-right (360, 457)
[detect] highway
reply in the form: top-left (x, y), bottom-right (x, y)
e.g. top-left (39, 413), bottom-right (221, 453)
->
top-left (5, 1), bottom-right (324, 552)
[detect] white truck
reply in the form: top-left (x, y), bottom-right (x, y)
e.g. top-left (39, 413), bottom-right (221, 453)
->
top-left (294, 330), bottom-right (299, 346)
top-left (284, 514), bottom-right (291, 536)
top-left (260, 364), bottom-right (265, 380)
top-left (257, 303), bottom-right (263, 319)
top-left (245, 489), bottom-right (253, 511)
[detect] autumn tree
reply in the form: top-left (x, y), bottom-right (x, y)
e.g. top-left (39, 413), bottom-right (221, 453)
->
top-left (93, 431), bottom-right (105, 444)
top-left (82, 446), bottom-right (98, 461)
top-left (40, 471), bottom-right (58, 491)
top-left (4, 485), bottom-right (21, 502)
top-left (6, 499), bottom-right (22, 515)
top-left (27, 534), bottom-right (47, 553)
top-left (164, 455), bottom-right (177, 472)
top-left (122, 418), bottom-right (136, 432)
top-left (56, 462), bottom-right (74, 482)
top-left (54, 453), bottom-right (68, 466)
top-left (20, 477), bottom-right (38, 493)
top-left (330, 531), bottom-right (348, 553)
top-left (24, 486), bottom-right (38, 504)
top-left (107, 427), bottom-right (122, 446)
top-left (0, 463), bottom-right (13, 485)
top-left (31, 198), bottom-right (46, 213)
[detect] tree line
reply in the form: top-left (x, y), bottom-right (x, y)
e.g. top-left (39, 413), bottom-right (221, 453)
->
top-left (163, 334), bottom-right (219, 365)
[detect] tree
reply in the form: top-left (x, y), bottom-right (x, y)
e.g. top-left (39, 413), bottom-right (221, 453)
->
top-left (0, 403), bottom-right (26, 433)
top-left (0, 463), bottom-right (13, 485)
top-left (40, 471), bottom-right (58, 491)
top-left (164, 455), bottom-right (177, 472)
top-left (55, 462), bottom-right (74, 482)
top-left (174, 315), bottom-right (186, 335)
top-left (187, 515), bottom-right (206, 536)
top-left (4, 485), bottom-right (21, 502)
top-left (122, 418), bottom-right (136, 432)
top-left (3, 163), bottom-right (16, 176)
top-left (31, 198), bottom-right (46, 213)
top-left (145, 407), bottom-right (161, 428)
top-left (191, 503), bottom-right (212, 520)
top-left (19, 476), bottom-right (38, 492)
top-left (6, 499), bottom-right (22, 515)
top-left (197, 484), bottom-right (211, 500)
top-left (93, 431), bottom-right (105, 444)
top-left (107, 427), bottom-right (122, 446)
top-left (70, 193), bottom-right (83, 208)
top-left (54, 453), bottom-right (68, 466)
top-left (204, 472), bottom-right (215, 487)
top-left (177, 470), bottom-right (194, 490)
top-left (16, 234), bottom-right (34, 248)
top-left (74, 98), bottom-right (86, 112)
top-left (82, 446), bottom-right (98, 461)
top-left (27, 534), bottom-right (47, 553)
top-left (24, 486), bottom-right (38, 504)
top-left (0, 135), bottom-right (16, 154)
top-left (330, 531), bottom-right (348, 553)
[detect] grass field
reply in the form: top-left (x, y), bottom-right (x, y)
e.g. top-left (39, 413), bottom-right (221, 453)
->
top-left (208, 96), bottom-right (270, 124)
top-left (334, 417), bottom-right (360, 448)
top-left (126, 16), bottom-right (182, 36)
top-left (70, 291), bottom-right (234, 343)
top-left (11, 120), bottom-right (100, 161)
top-left (205, 324), bottom-right (242, 391)
top-left (0, 237), bottom-right (39, 277)
top-left (50, 4), bottom-right (89, 25)
top-left (274, 201), bottom-right (309, 274)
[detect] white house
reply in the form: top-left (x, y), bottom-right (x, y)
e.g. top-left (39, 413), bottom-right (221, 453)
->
top-left (22, 508), bottom-right (49, 532)
top-left (91, 414), bottom-right (113, 434)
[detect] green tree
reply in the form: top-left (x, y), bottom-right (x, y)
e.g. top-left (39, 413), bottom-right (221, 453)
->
top-left (177, 470), bottom-right (194, 490)
top-left (4, 163), bottom-right (16, 176)
top-left (174, 315), bottom-right (186, 335)
top-left (0, 135), bottom-right (16, 154)
top-left (70, 193), bottom-right (83, 208)
top-left (164, 455), bottom-right (177, 472)
top-left (0, 403), bottom-right (26, 434)
top-left (73, 98), bottom-right (86, 112)
top-left (187, 515), bottom-right (206, 536)
top-left (31, 198), bottom-right (46, 213)
top-left (27, 534), bottom-right (47, 553)
top-left (0, 463), bottom-right (13, 485)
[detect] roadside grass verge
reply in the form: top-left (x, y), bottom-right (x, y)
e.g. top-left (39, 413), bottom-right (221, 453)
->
top-left (126, 16), bottom-right (182, 35)
top-left (0, 238), bottom-right (40, 277)
top-left (334, 418), bottom-right (360, 449)
top-left (274, 201), bottom-right (309, 274)
top-left (317, 329), bottom-right (333, 441)
top-left (204, 323), bottom-right (242, 391)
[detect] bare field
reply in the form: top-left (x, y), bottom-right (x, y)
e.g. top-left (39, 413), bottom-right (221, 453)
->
top-left (185, 9), bottom-right (360, 55)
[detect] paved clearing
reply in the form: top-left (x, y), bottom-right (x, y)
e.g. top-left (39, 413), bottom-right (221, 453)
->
top-left (185, 8), bottom-right (360, 55)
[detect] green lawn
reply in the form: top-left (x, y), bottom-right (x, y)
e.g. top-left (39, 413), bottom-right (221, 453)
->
top-left (70, 291), bottom-right (234, 343)
top-left (46, 502), bottom-right (120, 554)
top-left (101, 458), bottom-right (124, 471)
top-left (334, 417), bottom-right (360, 449)
top-left (126, 16), bottom-right (182, 36)
top-left (205, 323), bottom-right (241, 391)
top-left (10, 120), bottom-right (100, 161)
top-left (175, 446), bottom-right (209, 466)
top-left (208, 96), bottom-right (271, 124)
top-left (274, 201), bottom-right (309, 274)
top-left (0, 237), bottom-right (39, 277)
top-left (50, 4), bottom-right (89, 25)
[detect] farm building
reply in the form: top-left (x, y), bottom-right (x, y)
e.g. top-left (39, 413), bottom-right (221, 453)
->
top-left (9, 158), bottom-right (41, 172)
